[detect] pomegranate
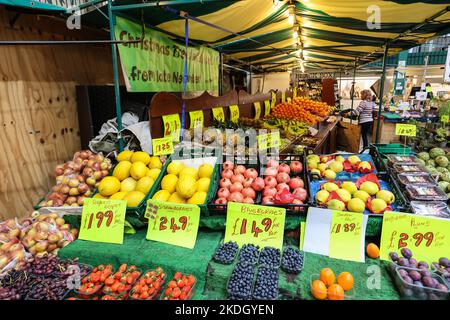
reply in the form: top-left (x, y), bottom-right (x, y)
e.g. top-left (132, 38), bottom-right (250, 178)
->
top-left (217, 188), bottom-right (230, 199)
top-left (221, 169), bottom-right (234, 179)
top-left (289, 177), bottom-right (304, 190)
top-left (267, 159), bottom-right (279, 168)
top-left (243, 197), bottom-right (254, 204)
top-left (292, 199), bottom-right (304, 212)
top-left (244, 168), bottom-right (258, 180)
top-left (292, 187), bottom-right (307, 201)
top-left (215, 197), bottom-right (228, 205)
top-left (264, 167), bottom-right (278, 177)
top-left (290, 161), bottom-right (303, 174)
top-left (251, 177), bottom-right (265, 191)
top-left (263, 187), bottom-right (277, 197)
top-left (231, 174), bottom-right (245, 184)
top-left (223, 161), bottom-right (234, 171)
top-left (264, 176), bottom-right (277, 188)
top-left (219, 178), bottom-right (232, 189)
top-left (234, 165), bottom-right (246, 175)
top-left (276, 172), bottom-right (290, 184)
top-left (278, 163), bottom-right (291, 174)
top-left (230, 182), bottom-right (243, 193)
top-left (243, 178), bottom-right (254, 188)
top-left (242, 187), bottom-right (256, 199)
top-left (228, 192), bottom-right (244, 203)
top-left (276, 183), bottom-right (289, 193)
top-left (262, 196), bottom-right (274, 204)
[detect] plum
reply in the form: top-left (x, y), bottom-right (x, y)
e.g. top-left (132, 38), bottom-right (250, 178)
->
top-left (408, 270), bottom-right (421, 281)
top-left (432, 262), bottom-right (441, 270)
top-left (401, 287), bottom-right (414, 297)
top-left (398, 258), bottom-right (410, 267)
top-left (422, 276), bottom-right (435, 288)
top-left (439, 257), bottom-right (450, 268)
top-left (420, 269), bottom-right (432, 278)
top-left (409, 258), bottom-right (418, 268)
top-left (398, 269), bottom-right (408, 278)
top-left (389, 252), bottom-right (399, 262)
top-left (428, 293), bottom-right (440, 300)
top-left (436, 283), bottom-right (448, 293)
top-left (402, 275), bottom-right (413, 285)
top-left (401, 248), bottom-right (412, 259)
top-left (418, 261), bottom-right (429, 269)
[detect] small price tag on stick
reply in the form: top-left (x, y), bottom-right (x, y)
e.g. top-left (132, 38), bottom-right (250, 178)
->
top-left (212, 107), bottom-right (225, 122)
top-left (395, 123), bottom-right (416, 137)
top-left (189, 110), bottom-right (204, 128)
top-left (152, 137), bottom-right (174, 156)
top-left (254, 102), bottom-right (261, 119)
top-left (264, 100), bottom-right (271, 116)
top-left (79, 198), bottom-right (127, 244)
top-left (229, 105), bottom-right (240, 123)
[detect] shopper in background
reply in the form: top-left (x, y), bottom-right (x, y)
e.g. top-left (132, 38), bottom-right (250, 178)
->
top-left (354, 89), bottom-right (375, 150)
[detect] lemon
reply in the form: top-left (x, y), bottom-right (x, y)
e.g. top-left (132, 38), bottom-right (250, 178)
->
top-left (146, 168), bottom-right (161, 181)
top-left (161, 174), bottom-right (178, 193)
top-left (93, 193), bottom-right (108, 199)
top-left (168, 192), bottom-right (186, 204)
top-left (123, 191), bottom-right (145, 207)
top-left (135, 176), bottom-right (154, 194)
top-left (152, 190), bottom-right (171, 202)
top-left (109, 191), bottom-right (128, 200)
top-left (187, 191), bottom-right (207, 205)
top-left (131, 151), bottom-right (151, 165)
top-left (120, 177), bottom-right (137, 192)
top-left (98, 176), bottom-right (121, 196)
top-left (148, 156), bottom-right (163, 169)
top-left (179, 167), bottom-right (198, 180)
top-left (113, 161), bottom-right (132, 181)
top-left (117, 150), bottom-right (134, 162)
top-left (167, 161), bottom-right (185, 176)
top-left (130, 162), bottom-right (147, 180)
top-left (198, 164), bottom-right (214, 179)
top-left (196, 177), bottom-right (211, 192)
top-left (176, 175), bottom-right (197, 199)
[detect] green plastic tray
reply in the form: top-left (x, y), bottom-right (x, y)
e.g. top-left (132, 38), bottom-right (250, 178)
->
top-left (370, 143), bottom-right (412, 156)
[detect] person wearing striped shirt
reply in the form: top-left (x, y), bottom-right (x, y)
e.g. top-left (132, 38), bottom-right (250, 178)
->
top-left (353, 89), bottom-right (375, 150)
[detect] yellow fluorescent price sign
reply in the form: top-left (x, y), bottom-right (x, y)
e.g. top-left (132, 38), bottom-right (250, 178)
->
top-left (189, 110), bottom-right (204, 128)
top-left (379, 212), bottom-right (450, 264)
top-left (254, 102), bottom-right (261, 119)
top-left (264, 100), bottom-right (271, 116)
top-left (224, 202), bottom-right (286, 250)
top-left (293, 87), bottom-right (297, 99)
top-left (395, 123), bottom-right (416, 137)
top-left (145, 200), bottom-right (200, 249)
top-left (282, 92), bottom-right (286, 103)
top-left (287, 97), bottom-right (292, 103)
top-left (271, 92), bottom-right (276, 108)
top-left (162, 114), bottom-right (181, 142)
top-left (152, 136), bottom-right (174, 156)
top-left (329, 211), bottom-right (364, 262)
top-left (79, 198), bottom-right (127, 244)
top-left (229, 105), bottom-right (239, 123)
top-left (257, 131), bottom-right (280, 150)
top-left (441, 115), bottom-right (449, 123)
top-left (212, 107), bottom-right (225, 122)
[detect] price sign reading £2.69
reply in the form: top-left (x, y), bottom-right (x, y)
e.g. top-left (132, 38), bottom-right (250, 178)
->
top-left (395, 123), bottom-right (416, 137)
top-left (145, 200), bottom-right (200, 249)
top-left (224, 202), bottom-right (286, 250)
top-left (79, 198), bottom-right (127, 244)
top-left (379, 211), bottom-right (450, 264)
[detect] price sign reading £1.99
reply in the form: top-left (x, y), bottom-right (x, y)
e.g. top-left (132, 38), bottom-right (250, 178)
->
top-left (145, 200), bottom-right (200, 249)
top-left (79, 198), bottom-right (127, 244)
top-left (379, 211), bottom-right (450, 264)
top-left (224, 202), bottom-right (286, 250)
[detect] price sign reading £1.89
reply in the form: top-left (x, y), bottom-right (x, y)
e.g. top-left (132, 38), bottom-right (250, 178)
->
top-left (224, 202), bottom-right (286, 250)
top-left (145, 200), bottom-right (200, 249)
top-left (379, 211), bottom-right (450, 264)
top-left (329, 211), bottom-right (364, 262)
top-left (395, 123), bottom-right (416, 137)
top-left (79, 198), bottom-right (127, 244)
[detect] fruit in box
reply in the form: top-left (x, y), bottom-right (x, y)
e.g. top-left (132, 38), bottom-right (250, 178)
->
top-left (327, 199), bottom-right (345, 211)
top-left (347, 155), bottom-right (361, 166)
top-left (347, 198), bottom-right (365, 213)
top-left (336, 189), bottom-right (351, 203)
top-left (341, 181), bottom-right (357, 195)
top-left (376, 190), bottom-right (395, 204)
top-left (359, 181), bottom-right (379, 196)
top-left (353, 190), bottom-right (371, 203)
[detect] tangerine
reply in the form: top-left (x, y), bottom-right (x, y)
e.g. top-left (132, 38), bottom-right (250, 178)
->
top-left (311, 280), bottom-right (327, 300)
top-left (337, 272), bottom-right (354, 291)
top-left (366, 243), bottom-right (380, 259)
top-left (319, 268), bottom-right (335, 286)
top-left (327, 284), bottom-right (345, 300)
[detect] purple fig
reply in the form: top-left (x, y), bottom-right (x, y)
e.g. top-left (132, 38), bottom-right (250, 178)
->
top-left (409, 258), bottom-right (418, 268)
top-left (418, 261), bottom-right (429, 269)
top-left (398, 269), bottom-right (408, 277)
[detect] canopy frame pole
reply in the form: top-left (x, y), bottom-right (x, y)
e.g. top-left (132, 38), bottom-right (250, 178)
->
top-left (108, 0), bottom-right (125, 151)
top-left (350, 58), bottom-right (357, 124)
top-left (375, 43), bottom-right (390, 144)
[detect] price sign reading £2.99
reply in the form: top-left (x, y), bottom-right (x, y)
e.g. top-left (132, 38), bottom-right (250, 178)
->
top-left (79, 198), bottom-right (127, 244)
top-left (145, 200), bottom-right (200, 249)
top-left (379, 211), bottom-right (450, 264)
top-left (224, 202), bottom-right (286, 250)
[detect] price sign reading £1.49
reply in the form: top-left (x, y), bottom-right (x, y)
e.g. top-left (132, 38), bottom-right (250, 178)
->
top-left (79, 198), bottom-right (127, 244)
top-left (145, 200), bottom-right (200, 249)
top-left (224, 202), bottom-right (286, 250)
top-left (379, 211), bottom-right (450, 264)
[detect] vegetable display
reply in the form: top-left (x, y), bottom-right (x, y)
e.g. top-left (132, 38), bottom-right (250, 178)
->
top-left (130, 267), bottom-right (166, 300)
top-left (213, 241), bottom-right (239, 265)
top-left (162, 272), bottom-right (196, 300)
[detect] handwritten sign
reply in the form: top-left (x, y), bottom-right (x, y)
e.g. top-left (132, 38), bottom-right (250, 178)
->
top-left (229, 105), bottom-right (239, 123)
top-left (287, 97), bottom-right (292, 103)
top-left (145, 200), bottom-right (200, 249)
top-left (282, 92), bottom-right (286, 103)
top-left (189, 110), bottom-right (204, 128)
top-left (162, 114), bottom-right (181, 142)
top-left (212, 107), bottom-right (225, 122)
top-left (253, 102), bottom-right (261, 119)
top-left (300, 221), bottom-right (305, 251)
top-left (264, 100), bottom-right (271, 116)
top-left (152, 137), bottom-right (174, 156)
top-left (395, 123), bottom-right (416, 137)
top-left (329, 211), bottom-right (364, 262)
top-left (293, 87), bottom-right (297, 99)
top-left (224, 202), bottom-right (286, 250)
top-left (441, 115), bottom-right (449, 123)
top-left (257, 131), bottom-right (280, 150)
top-left (79, 198), bottom-right (127, 244)
top-left (271, 92), bottom-right (276, 109)
top-left (380, 212), bottom-right (450, 264)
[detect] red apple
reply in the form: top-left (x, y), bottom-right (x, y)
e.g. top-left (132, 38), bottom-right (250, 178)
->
top-left (276, 183), bottom-right (289, 193)
top-left (231, 174), bottom-right (245, 184)
top-left (251, 177), bottom-right (265, 191)
top-left (292, 187), bottom-right (307, 201)
top-left (276, 172), bottom-right (290, 184)
top-left (217, 188), bottom-right (230, 199)
top-left (243, 197), bottom-right (254, 204)
top-left (228, 192), bottom-right (244, 203)
top-left (244, 168), bottom-right (258, 180)
top-left (290, 161), bottom-right (303, 174)
top-left (242, 187), bottom-right (256, 199)
top-left (264, 176), bottom-right (277, 188)
top-left (219, 178), bottom-right (232, 189)
top-left (267, 159), bottom-right (279, 168)
top-left (82, 167), bottom-right (93, 177)
top-left (243, 178), bottom-right (254, 188)
top-left (215, 197), bottom-right (228, 205)
top-left (223, 161), bottom-right (234, 171)
top-left (221, 169), bottom-right (234, 179)
top-left (289, 177), bottom-right (304, 190)
top-left (230, 182), bottom-right (243, 193)
top-left (77, 183), bottom-right (89, 194)
top-left (234, 165), bottom-right (246, 175)
top-left (278, 163), bottom-right (291, 174)
top-left (262, 196), bottom-right (274, 204)
top-left (263, 187), bottom-right (277, 197)
top-left (264, 167), bottom-right (278, 177)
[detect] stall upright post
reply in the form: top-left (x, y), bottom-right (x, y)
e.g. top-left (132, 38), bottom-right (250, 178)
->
top-left (375, 43), bottom-right (389, 144)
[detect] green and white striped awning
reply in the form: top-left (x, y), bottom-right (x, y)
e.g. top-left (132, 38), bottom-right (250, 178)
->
top-left (3, 0), bottom-right (450, 72)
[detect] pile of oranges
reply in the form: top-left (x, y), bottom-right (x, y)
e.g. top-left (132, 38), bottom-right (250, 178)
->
top-left (311, 268), bottom-right (354, 300)
top-left (271, 97), bottom-right (333, 125)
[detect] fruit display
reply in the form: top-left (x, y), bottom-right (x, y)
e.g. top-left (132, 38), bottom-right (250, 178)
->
top-left (253, 267), bottom-right (279, 300)
top-left (313, 174), bottom-right (396, 214)
top-left (130, 267), bottom-right (166, 300)
top-left (410, 201), bottom-right (450, 217)
top-left (76, 264), bottom-right (114, 299)
top-left (386, 155), bottom-right (421, 166)
top-left (39, 150), bottom-right (112, 207)
top-left (26, 277), bottom-right (69, 300)
top-left (307, 153), bottom-right (376, 179)
top-left (393, 163), bottom-right (427, 174)
top-left (397, 173), bottom-right (437, 186)
top-left (237, 244), bottom-right (260, 265)
top-left (213, 241), bottom-right (239, 265)
top-left (227, 262), bottom-right (256, 300)
top-left (366, 243), bottom-right (380, 259)
top-left (152, 159), bottom-right (215, 205)
top-left (311, 268), bottom-right (354, 300)
top-left (405, 184), bottom-right (447, 201)
top-left (161, 273), bottom-right (196, 300)
top-left (102, 264), bottom-right (141, 299)
top-left (96, 151), bottom-right (164, 207)
top-left (258, 247), bottom-right (281, 268)
top-left (0, 268), bottom-right (35, 299)
top-left (432, 258), bottom-right (450, 284)
top-left (270, 97), bottom-right (333, 125)
top-left (0, 286), bottom-right (20, 300)
top-left (281, 247), bottom-right (304, 274)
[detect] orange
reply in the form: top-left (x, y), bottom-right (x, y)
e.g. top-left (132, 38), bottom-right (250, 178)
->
top-left (320, 268), bottom-right (335, 286)
top-left (366, 243), bottom-right (380, 259)
top-left (311, 280), bottom-right (327, 300)
top-left (337, 272), bottom-right (354, 291)
top-left (327, 284), bottom-right (345, 300)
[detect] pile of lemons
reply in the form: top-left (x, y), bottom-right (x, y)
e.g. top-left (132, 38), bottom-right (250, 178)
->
top-left (152, 161), bottom-right (214, 205)
top-left (94, 150), bottom-right (163, 207)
